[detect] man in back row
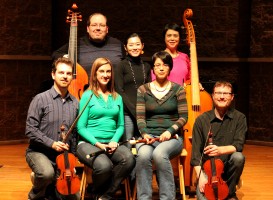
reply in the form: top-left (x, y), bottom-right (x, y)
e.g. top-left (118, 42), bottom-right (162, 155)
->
top-left (52, 12), bottom-right (124, 75)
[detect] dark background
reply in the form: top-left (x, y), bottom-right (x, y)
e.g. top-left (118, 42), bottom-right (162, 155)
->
top-left (0, 0), bottom-right (272, 144)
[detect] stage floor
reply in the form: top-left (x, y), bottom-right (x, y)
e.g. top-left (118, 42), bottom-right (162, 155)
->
top-left (0, 143), bottom-right (273, 200)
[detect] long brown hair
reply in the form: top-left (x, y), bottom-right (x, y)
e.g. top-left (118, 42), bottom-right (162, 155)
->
top-left (89, 57), bottom-right (117, 99)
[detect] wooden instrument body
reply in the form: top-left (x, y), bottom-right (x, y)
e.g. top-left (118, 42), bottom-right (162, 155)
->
top-left (67, 3), bottom-right (88, 100)
top-left (68, 62), bottom-right (88, 100)
top-left (182, 8), bottom-right (213, 186)
top-left (56, 152), bottom-right (81, 195)
top-left (203, 158), bottom-right (229, 200)
top-left (183, 86), bottom-right (213, 186)
top-left (55, 103), bottom-right (82, 195)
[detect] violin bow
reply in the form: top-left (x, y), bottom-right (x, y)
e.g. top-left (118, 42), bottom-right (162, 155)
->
top-left (197, 124), bottom-right (212, 181)
top-left (62, 93), bottom-right (93, 143)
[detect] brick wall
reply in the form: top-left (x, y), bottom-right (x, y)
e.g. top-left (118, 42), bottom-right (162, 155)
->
top-left (0, 0), bottom-right (272, 143)
top-left (0, 0), bottom-right (52, 141)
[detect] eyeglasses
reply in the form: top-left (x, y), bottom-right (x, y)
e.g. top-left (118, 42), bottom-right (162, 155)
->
top-left (214, 92), bottom-right (232, 97)
top-left (89, 24), bottom-right (107, 28)
top-left (154, 63), bottom-right (169, 69)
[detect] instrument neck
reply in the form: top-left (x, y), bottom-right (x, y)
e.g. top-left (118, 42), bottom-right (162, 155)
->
top-left (68, 15), bottom-right (78, 77)
top-left (190, 42), bottom-right (200, 106)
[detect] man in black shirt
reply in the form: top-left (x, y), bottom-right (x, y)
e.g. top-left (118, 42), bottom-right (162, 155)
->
top-left (191, 81), bottom-right (247, 200)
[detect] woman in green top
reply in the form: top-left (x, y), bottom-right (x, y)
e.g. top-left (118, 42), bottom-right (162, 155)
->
top-left (76, 57), bottom-right (135, 200)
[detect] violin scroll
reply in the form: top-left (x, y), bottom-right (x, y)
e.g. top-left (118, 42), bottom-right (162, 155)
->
top-left (183, 8), bottom-right (196, 46)
top-left (66, 3), bottom-right (82, 24)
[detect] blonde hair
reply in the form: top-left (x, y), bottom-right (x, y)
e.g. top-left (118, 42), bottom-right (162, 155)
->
top-left (89, 57), bottom-right (117, 99)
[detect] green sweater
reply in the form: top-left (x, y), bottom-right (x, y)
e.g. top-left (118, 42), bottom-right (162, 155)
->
top-left (77, 90), bottom-right (124, 145)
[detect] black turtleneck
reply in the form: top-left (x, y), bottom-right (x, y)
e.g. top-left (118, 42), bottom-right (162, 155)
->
top-left (115, 55), bottom-right (151, 119)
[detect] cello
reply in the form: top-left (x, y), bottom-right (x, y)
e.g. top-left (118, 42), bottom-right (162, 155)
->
top-left (203, 127), bottom-right (229, 200)
top-left (182, 8), bottom-right (213, 187)
top-left (67, 3), bottom-right (88, 100)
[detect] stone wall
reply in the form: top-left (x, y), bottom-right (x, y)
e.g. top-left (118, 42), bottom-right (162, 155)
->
top-left (0, 0), bottom-right (272, 143)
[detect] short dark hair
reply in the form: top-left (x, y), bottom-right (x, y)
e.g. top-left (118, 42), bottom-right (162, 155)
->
top-left (163, 23), bottom-right (182, 39)
top-left (151, 51), bottom-right (173, 71)
top-left (124, 32), bottom-right (143, 45)
top-left (52, 57), bottom-right (73, 73)
top-left (213, 81), bottom-right (234, 94)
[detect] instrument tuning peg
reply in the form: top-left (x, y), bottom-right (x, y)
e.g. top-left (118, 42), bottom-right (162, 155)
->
top-left (71, 3), bottom-right (78, 10)
top-left (181, 26), bottom-right (186, 30)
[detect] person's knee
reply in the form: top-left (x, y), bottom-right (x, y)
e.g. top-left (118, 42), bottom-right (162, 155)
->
top-left (125, 154), bottom-right (136, 170)
top-left (93, 160), bottom-right (112, 175)
top-left (231, 152), bottom-right (245, 167)
top-left (38, 167), bottom-right (55, 182)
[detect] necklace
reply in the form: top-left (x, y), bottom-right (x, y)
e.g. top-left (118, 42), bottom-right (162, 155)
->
top-left (128, 60), bottom-right (146, 89)
top-left (153, 81), bottom-right (170, 92)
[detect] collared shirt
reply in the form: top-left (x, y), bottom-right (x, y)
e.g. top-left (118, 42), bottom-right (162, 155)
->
top-left (25, 86), bottom-right (78, 161)
top-left (191, 108), bottom-right (247, 166)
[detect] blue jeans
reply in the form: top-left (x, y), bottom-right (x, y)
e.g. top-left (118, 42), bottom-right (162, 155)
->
top-left (122, 115), bottom-right (135, 149)
top-left (26, 151), bottom-right (79, 200)
top-left (196, 152), bottom-right (245, 200)
top-left (135, 136), bottom-right (183, 200)
top-left (76, 142), bottom-right (135, 196)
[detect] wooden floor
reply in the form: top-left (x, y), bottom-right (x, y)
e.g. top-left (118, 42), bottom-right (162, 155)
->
top-left (0, 143), bottom-right (273, 200)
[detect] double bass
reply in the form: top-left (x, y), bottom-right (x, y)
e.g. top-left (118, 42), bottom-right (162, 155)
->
top-left (67, 3), bottom-right (88, 100)
top-left (182, 9), bottom-right (213, 187)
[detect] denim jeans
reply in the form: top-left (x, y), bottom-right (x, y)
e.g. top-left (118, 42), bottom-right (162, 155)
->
top-left (135, 136), bottom-right (183, 200)
top-left (122, 115), bottom-right (135, 149)
top-left (196, 152), bottom-right (245, 200)
top-left (26, 151), bottom-right (79, 200)
top-left (76, 142), bottom-right (135, 196)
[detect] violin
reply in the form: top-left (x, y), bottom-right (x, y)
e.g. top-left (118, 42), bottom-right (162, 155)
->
top-left (55, 93), bottom-right (93, 195)
top-left (56, 125), bottom-right (81, 195)
top-left (203, 127), bottom-right (229, 200)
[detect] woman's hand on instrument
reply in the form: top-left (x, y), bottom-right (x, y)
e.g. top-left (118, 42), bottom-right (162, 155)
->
top-left (159, 131), bottom-right (172, 142)
top-left (199, 83), bottom-right (204, 91)
top-left (142, 133), bottom-right (154, 144)
top-left (108, 141), bottom-right (118, 153)
top-left (204, 144), bottom-right (220, 156)
top-left (52, 141), bottom-right (69, 152)
top-left (96, 142), bottom-right (109, 152)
